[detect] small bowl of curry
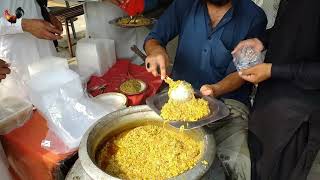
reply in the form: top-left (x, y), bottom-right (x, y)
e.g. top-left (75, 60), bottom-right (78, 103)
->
top-left (119, 79), bottom-right (147, 96)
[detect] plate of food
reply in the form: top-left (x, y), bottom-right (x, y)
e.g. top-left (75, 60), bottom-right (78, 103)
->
top-left (146, 77), bottom-right (230, 129)
top-left (109, 15), bottom-right (156, 28)
top-left (119, 79), bottom-right (147, 96)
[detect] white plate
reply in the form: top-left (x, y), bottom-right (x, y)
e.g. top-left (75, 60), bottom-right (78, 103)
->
top-left (93, 92), bottom-right (127, 110)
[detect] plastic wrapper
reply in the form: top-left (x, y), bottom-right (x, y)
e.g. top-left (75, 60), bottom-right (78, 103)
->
top-left (0, 97), bottom-right (33, 135)
top-left (0, 56), bottom-right (69, 101)
top-left (39, 96), bottom-right (109, 154)
top-left (28, 56), bottom-right (68, 77)
top-left (233, 46), bottom-right (264, 71)
top-left (68, 64), bottom-right (96, 85)
top-left (27, 69), bottom-right (111, 154)
top-left (76, 38), bottom-right (116, 77)
top-left (0, 64), bottom-right (30, 101)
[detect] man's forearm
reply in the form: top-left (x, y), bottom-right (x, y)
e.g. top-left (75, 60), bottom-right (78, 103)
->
top-left (214, 72), bottom-right (246, 97)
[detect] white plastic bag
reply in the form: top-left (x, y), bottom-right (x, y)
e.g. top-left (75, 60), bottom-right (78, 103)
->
top-left (28, 56), bottom-right (68, 77)
top-left (0, 62), bottom-right (30, 101)
top-left (232, 46), bottom-right (265, 71)
top-left (76, 38), bottom-right (116, 76)
top-left (0, 97), bottom-right (33, 135)
top-left (27, 69), bottom-right (110, 153)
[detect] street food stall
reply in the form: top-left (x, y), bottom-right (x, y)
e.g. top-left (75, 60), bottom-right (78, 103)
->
top-left (0, 0), bottom-right (228, 180)
top-left (0, 59), bottom-right (227, 179)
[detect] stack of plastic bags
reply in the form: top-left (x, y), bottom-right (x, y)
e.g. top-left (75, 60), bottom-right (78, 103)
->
top-left (27, 57), bottom-right (111, 153)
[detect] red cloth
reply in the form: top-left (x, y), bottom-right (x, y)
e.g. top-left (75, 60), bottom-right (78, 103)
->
top-left (1, 111), bottom-right (74, 180)
top-left (119, 0), bottom-right (144, 16)
top-left (87, 60), bottom-right (163, 106)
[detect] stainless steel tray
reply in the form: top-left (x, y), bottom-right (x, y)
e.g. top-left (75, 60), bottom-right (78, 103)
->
top-left (146, 90), bottom-right (230, 129)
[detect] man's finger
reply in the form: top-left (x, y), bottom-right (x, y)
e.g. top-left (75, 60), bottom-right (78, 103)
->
top-left (147, 61), bottom-right (159, 76)
top-left (151, 69), bottom-right (158, 77)
top-left (159, 62), bottom-right (167, 80)
top-left (232, 42), bottom-right (246, 54)
top-left (149, 61), bottom-right (159, 77)
top-left (0, 68), bottom-right (10, 74)
top-left (54, 20), bottom-right (63, 32)
top-left (46, 24), bottom-right (63, 35)
top-left (202, 89), bottom-right (213, 96)
top-left (54, 22), bottom-right (63, 33)
top-left (200, 85), bottom-right (209, 91)
top-left (0, 74), bottom-right (6, 80)
top-left (239, 67), bottom-right (255, 76)
top-left (0, 60), bottom-right (6, 65)
top-left (239, 74), bottom-right (250, 81)
top-left (151, 65), bottom-right (159, 77)
top-left (240, 74), bottom-right (256, 83)
top-left (43, 31), bottom-right (57, 40)
top-left (200, 85), bottom-right (212, 95)
top-left (44, 31), bottom-right (62, 40)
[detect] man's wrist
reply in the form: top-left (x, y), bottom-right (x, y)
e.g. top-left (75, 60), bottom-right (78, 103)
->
top-left (211, 84), bottom-right (223, 97)
top-left (150, 46), bottom-right (166, 55)
top-left (266, 63), bottom-right (272, 78)
top-left (145, 39), bottom-right (165, 55)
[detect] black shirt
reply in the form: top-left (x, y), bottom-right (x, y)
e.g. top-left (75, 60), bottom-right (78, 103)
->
top-left (250, 0), bottom-right (320, 179)
top-left (265, 0), bottom-right (320, 91)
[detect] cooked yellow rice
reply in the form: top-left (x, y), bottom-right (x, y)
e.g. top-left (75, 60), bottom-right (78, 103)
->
top-left (161, 98), bottom-right (210, 121)
top-left (97, 125), bottom-right (202, 180)
top-left (161, 77), bottom-right (210, 121)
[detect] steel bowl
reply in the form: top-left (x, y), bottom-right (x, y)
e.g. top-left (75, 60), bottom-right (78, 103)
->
top-left (79, 105), bottom-right (216, 180)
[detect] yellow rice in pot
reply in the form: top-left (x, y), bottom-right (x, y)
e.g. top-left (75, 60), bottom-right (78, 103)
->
top-left (97, 124), bottom-right (203, 180)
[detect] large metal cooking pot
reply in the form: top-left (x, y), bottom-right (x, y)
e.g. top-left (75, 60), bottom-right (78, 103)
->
top-left (79, 105), bottom-right (216, 180)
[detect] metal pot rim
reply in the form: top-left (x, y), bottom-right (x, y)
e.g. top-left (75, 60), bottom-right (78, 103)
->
top-left (79, 105), bottom-right (216, 180)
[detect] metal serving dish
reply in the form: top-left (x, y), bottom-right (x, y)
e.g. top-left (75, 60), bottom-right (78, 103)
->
top-left (146, 90), bottom-right (230, 129)
top-left (109, 16), bottom-right (156, 28)
top-left (79, 105), bottom-right (216, 180)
